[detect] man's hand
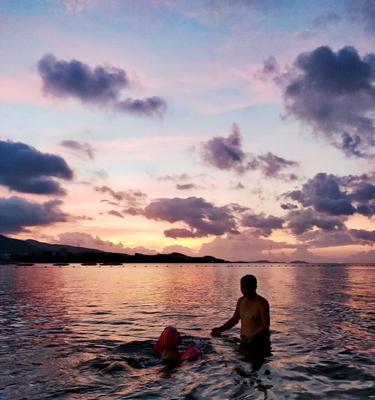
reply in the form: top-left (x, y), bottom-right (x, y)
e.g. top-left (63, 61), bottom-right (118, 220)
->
top-left (211, 327), bottom-right (222, 337)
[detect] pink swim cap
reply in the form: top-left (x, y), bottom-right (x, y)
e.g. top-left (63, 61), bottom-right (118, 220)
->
top-left (155, 326), bottom-right (182, 355)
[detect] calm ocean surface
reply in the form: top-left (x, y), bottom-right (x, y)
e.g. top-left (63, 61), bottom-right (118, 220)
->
top-left (0, 264), bottom-right (374, 400)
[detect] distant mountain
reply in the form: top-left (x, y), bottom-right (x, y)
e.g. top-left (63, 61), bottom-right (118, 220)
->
top-left (0, 235), bottom-right (227, 264)
top-left (0, 234), bottom-right (103, 255)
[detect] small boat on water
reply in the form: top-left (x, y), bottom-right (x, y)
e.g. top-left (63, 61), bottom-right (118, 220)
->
top-left (16, 263), bottom-right (34, 266)
top-left (53, 263), bottom-right (70, 266)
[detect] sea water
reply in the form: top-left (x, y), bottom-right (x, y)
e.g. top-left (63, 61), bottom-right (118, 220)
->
top-left (0, 264), bottom-right (374, 399)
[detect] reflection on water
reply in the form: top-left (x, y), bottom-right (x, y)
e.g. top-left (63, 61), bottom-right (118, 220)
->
top-left (0, 264), bottom-right (374, 399)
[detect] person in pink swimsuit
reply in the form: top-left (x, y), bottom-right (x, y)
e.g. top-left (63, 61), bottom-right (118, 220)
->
top-left (155, 326), bottom-right (202, 362)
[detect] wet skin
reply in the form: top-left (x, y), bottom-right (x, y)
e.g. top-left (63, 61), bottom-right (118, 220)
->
top-left (211, 282), bottom-right (270, 344)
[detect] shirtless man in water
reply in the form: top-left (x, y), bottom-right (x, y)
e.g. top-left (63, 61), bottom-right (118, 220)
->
top-left (211, 275), bottom-right (270, 345)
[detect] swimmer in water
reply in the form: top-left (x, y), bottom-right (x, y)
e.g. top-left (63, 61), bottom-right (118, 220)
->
top-left (211, 275), bottom-right (270, 346)
top-left (155, 326), bottom-right (202, 362)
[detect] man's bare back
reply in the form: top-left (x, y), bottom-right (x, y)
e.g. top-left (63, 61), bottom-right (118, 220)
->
top-left (211, 275), bottom-right (270, 344)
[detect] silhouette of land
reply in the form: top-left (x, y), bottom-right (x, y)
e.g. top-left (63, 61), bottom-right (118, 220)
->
top-left (0, 235), bottom-right (227, 264)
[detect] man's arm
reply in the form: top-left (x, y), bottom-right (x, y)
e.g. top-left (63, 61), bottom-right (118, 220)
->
top-left (242, 299), bottom-right (270, 343)
top-left (211, 298), bottom-right (241, 336)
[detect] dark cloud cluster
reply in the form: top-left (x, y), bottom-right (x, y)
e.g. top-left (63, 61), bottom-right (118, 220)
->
top-left (275, 46), bottom-right (375, 158)
top-left (241, 213), bottom-right (284, 236)
top-left (286, 173), bottom-right (355, 216)
top-left (0, 197), bottom-right (67, 234)
top-left (286, 208), bottom-right (344, 235)
top-left (285, 172), bottom-right (375, 217)
top-left (200, 124), bottom-right (298, 179)
top-left (349, 229), bottom-right (375, 243)
top-left (281, 172), bottom-right (374, 243)
top-left (38, 54), bottom-right (166, 117)
top-left (0, 140), bottom-right (73, 195)
top-left (143, 197), bottom-right (238, 238)
top-left (61, 140), bottom-right (95, 159)
top-left (201, 123), bottom-right (247, 171)
top-left (38, 53), bottom-right (128, 103)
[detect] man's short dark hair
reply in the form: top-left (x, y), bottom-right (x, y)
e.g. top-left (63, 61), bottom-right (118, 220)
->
top-left (241, 274), bottom-right (257, 290)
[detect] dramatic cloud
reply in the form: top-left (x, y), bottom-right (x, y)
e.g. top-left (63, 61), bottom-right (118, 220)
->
top-left (349, 229), bottom-right (375, 243)
top-left (276, 46), bottom-right (375, 158)
top-left (241, 213), bottom-right (284, 237)
top-left (201, 123), bottom-right (246, 171)
top-left (143, 197), bottom-right (238, 238)
top-left (284, 172), bottom-right (375, 217)
top-left (61, 140), bottom-right (95, 159)
top-left (286, 208), bottom-right (345, 235)
top-left (200, 124), bottom-right (298, 179)
top-left (38, 54), bottom-right (166, 117)
top-left (0, 197), bottom-right (67, 234)
top-left (38, 53), bottom-right (128, 103)
top-left (0, 140), bottom-right (73, 195)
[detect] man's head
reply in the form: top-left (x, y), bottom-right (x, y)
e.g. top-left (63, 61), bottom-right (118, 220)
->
top-left (240, 274), bottom-right (257, 297)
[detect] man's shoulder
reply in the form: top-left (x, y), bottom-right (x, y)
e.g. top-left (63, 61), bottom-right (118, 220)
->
top-left (237, 296), bottom-right (245, 305)
top-left (256, 294), bottom-right (269, 307)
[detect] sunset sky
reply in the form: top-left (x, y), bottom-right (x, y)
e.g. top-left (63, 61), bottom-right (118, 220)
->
top-left (0, 0), bottom-right (374, 262)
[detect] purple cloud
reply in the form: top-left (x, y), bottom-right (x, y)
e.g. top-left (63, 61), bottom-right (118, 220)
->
top-left (38, 54), bottom-right (167, 117)
top-left (143, 197), bottom-right (238, 238)
top-left (0, 140), bottom-right (73, 195)
top-left (349, 229), bottom-right (375, 243)
top-left (95, 186), bottom-right (147, 205)
top-left (115, 97), bottom-right (167, 117)
top-left (0, 197), bottom-right (67, 234)
top-left (286, 208), bottom-right (345, 235)
top-left (107, 210), bottom-right (124, 219)
top-left (38, 53), bottom-right (128, 103)
top-left (200, 124), bottom-right (298, 179)
top-left (278, 46), bottom-right (375, 158)
top-left (164, 228), bottom-right (196, 238)
top-left (241, 213), bottom-right (284, 236)
top-left (201, 123), bottom-right (246, 171)
top-left (285, 173), bottom-right (356, 215)
top-left (285, 172), bottom-right (375, 217)
top-left (256, 152), bottom-right (298, 179)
